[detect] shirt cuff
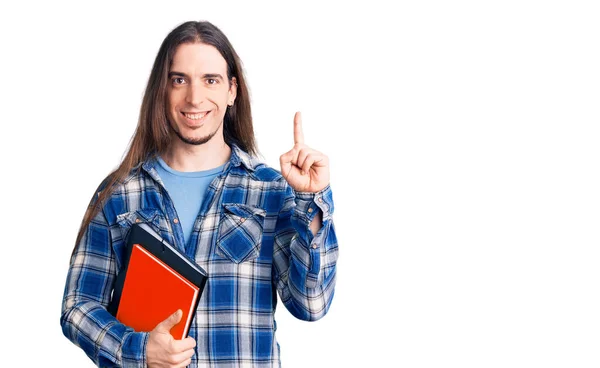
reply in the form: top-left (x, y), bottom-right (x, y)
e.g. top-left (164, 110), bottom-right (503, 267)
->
top-left (293, 185), bottom-right (334, 225)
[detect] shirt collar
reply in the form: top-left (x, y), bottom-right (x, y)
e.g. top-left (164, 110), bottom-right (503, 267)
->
top-left (140, 143), bottom-right (259, 177)
top-left (229, 144), bottom-right (260, 172)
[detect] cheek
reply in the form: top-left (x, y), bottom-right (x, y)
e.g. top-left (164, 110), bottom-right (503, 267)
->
top-left (208, 88), bottom-right (226, 99)
top-left (205, 91), bottom-right (229, 108)
top-left (167, 89), bottom-right (183, 109)
top-left (166, 101), bottom-right (176, 120)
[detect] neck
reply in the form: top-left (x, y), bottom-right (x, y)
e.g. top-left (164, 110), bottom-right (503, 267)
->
top-left (162, 135), bottom-right (231, 172)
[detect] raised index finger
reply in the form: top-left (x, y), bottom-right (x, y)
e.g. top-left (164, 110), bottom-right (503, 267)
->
top-left (294, 111), bottom-right (304, 145)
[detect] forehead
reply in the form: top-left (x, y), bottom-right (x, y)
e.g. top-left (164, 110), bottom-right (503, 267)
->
top-left (170, 42), bottom-right (228, 74)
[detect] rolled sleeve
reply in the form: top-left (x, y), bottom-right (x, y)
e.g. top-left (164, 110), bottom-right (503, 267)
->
top-left (273, 183), bottom-right (338, 321)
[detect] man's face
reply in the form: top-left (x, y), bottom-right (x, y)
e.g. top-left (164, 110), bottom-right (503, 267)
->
top-left (166, 42), bottom-right (236, 146)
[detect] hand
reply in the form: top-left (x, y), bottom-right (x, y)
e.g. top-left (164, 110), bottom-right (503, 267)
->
top-left (280, 112), bottom-right (330, 193)
top-left (147, 310), bottom-right (196, 368)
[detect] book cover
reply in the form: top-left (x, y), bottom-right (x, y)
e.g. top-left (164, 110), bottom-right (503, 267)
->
top-left (109, 223), bottom-right (208, 340)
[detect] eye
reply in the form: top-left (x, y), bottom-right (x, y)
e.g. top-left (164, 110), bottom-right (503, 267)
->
top-left (172, 77), bottom-right (186, 85)
top-left (206, 78), bottom-right (218, 85)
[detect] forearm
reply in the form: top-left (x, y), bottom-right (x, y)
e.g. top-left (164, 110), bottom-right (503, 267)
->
top-left (309, 211), bottom-right (322, 236)
top-left (60, 296), bottom-right (148, 367)
top-left (61, 206), bottom-right (148, 367)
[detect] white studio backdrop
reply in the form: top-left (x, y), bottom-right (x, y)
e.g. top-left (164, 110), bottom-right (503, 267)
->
top-left (0, 1), bottom-right (599, 367)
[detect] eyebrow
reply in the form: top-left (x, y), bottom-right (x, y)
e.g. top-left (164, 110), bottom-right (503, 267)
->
top-left (168, 71), bottom-right (224, 80)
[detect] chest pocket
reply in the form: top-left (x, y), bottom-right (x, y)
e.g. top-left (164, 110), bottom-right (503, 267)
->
top-left (217, 203), bottom-right (266, 263)
top-left (113, 208), bottom-right (164, 270)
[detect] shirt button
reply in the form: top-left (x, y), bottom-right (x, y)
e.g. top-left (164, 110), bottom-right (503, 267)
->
top-left (135, 218), bottom-right (141, 223)
top-left (308, 208), bottom-right (313, 213)
top-left (312, 243), bottom-right (318, 249)
top-left (317, 197), bottom-right (323, 203)
top-left (240, 217), bottom-right (246, 223)
top-left (173, 218), bottom-right (179, 224)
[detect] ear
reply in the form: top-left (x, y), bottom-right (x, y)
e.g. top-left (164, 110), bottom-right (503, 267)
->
top-left (228, 77), bottom-right (238, 104)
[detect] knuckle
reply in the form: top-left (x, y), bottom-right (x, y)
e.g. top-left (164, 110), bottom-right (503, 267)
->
top-left (167, 357), bottom-right (177, 365)
top-left (167, 341), bottom-right (176, 353)
top-left (168, 354), bottom-right (181, 364)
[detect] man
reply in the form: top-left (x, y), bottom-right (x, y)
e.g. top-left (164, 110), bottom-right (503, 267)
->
top-left (60, 20), bottom-right (338, 367)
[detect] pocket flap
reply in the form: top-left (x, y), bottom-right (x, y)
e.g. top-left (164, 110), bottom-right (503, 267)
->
top-left (222, 203), bottom-right (266, 219)
top-left (116, 208), bottom-right (161, 228)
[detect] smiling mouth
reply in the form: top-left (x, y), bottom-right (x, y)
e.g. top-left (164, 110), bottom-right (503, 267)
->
top-left (181, 110), bottom-right (210, 126)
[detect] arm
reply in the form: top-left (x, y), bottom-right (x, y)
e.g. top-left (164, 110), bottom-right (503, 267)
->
top-left (272, 183), bottom-right (338, 321)
top-left (60, 194), bottom-right (148, 367)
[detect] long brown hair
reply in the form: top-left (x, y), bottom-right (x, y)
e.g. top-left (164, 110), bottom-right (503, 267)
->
top-left (73, 21), bottom-right (256, 249)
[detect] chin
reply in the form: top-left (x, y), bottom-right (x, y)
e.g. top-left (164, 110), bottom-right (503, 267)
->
top-left (174, 126), bottom-right (218, 146)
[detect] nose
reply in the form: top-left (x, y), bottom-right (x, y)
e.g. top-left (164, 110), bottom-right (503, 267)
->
top-left (185, 82), bottom-right (204, 106)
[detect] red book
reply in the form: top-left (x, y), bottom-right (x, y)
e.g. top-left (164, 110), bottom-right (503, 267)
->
top-left (109, 223), bottom-right (208, 340)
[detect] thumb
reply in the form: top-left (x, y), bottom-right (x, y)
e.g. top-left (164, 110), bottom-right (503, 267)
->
top-left (155, 309), bottom-right (182, 333)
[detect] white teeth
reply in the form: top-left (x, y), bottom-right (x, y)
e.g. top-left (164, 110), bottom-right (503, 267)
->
top-left (183, 111), bottom-right (208, 120)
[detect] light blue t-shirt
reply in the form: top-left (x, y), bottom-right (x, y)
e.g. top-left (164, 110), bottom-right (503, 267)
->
top-left (155, 156), bottom-right (225, 247)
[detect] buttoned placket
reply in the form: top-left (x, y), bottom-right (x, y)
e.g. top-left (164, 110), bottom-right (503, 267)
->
top-left (141, 157), bottom-right (236, 259)
top-left (142, 163), bottom-right (187, 254)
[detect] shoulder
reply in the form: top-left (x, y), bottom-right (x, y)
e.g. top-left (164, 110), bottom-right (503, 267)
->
top-left (100, 164), bottom-right (148, 195)
top-left (251, 164), bottom-right (285, 183)
top-left (94, 161), bottom-right (156, 214)
top-left (231, 145), bottom-right (287, 184)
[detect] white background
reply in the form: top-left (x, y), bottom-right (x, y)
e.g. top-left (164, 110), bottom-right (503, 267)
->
top-left (1, 1), bottom-right (599, 367)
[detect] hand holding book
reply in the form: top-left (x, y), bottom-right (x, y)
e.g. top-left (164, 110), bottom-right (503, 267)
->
top-left (147, 309), bottom-right (196, 367)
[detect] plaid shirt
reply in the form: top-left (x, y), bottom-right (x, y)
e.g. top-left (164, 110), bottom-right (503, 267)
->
top-left (60, 145), bottom-right (338, 367)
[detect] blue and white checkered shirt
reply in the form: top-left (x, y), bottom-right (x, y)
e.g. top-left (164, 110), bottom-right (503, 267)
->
top-left (61, 144), bottom-right (338, 367)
